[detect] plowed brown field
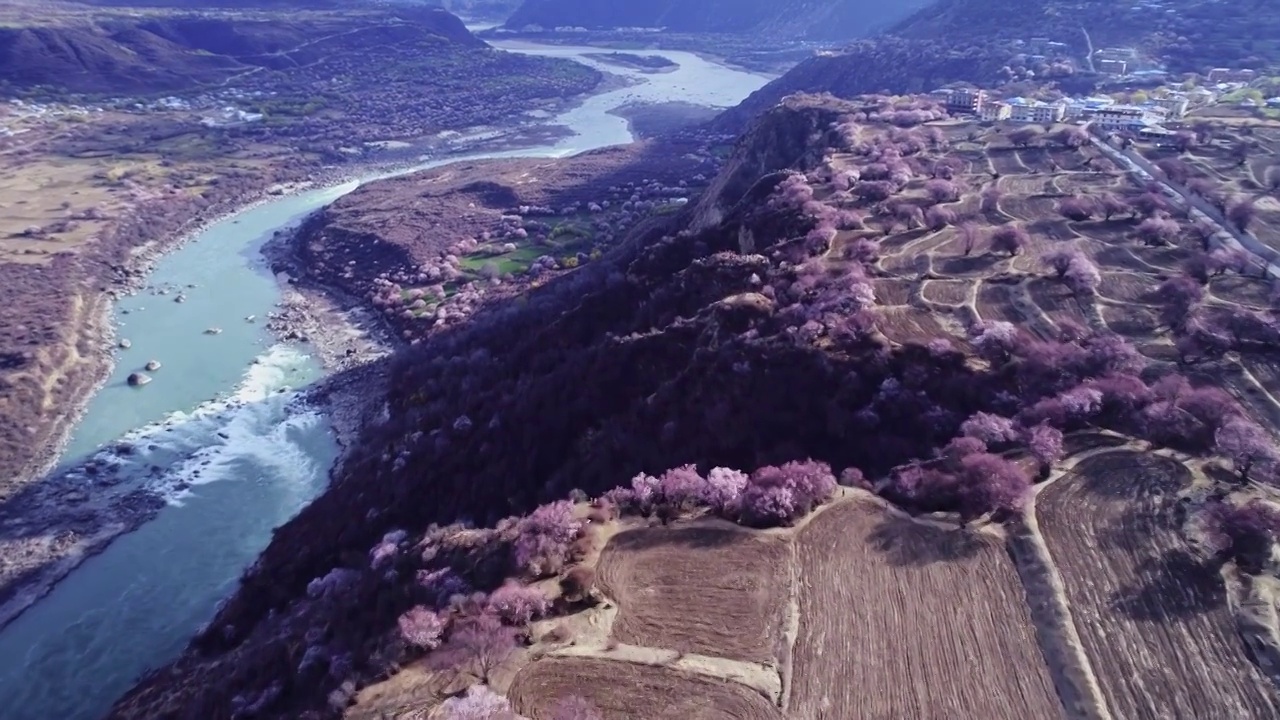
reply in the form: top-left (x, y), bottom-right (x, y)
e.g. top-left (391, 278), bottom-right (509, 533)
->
top-left (596, 525), bottom-right (789, 664)
top-left (508, 657), bottom-right (784, 720)
top-left (788, 499), bottom-right (1065, 720)
top-left (1038, 450), bottom-right (1280, 719)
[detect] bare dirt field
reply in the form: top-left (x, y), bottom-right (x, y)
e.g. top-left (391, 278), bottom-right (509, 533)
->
top-left (1038, 450), bottom-right (1280, 719)
top-left (788, 498), bottom-right (1065, 720)
top-left (596, 524), bottom-right (790, 665)
top-left (508, 657), bottom-right (784, 720)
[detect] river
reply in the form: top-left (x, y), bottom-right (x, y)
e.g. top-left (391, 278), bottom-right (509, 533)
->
top-left (0, 41), bottom-right (768, 720)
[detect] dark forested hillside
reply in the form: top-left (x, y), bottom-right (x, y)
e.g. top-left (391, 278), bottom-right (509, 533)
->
top-left (503, 0), bottom-right (935, 41)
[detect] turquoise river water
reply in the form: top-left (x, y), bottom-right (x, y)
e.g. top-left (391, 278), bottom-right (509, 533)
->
top-left (0, 41), bottom-right (769, 719)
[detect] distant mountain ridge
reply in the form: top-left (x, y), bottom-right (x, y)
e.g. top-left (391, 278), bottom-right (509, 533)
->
top-left (0, 7), bottom-right (481, 94)
top-left (503, 0), bottom-right (936, 40)
top-left (717, 0), bottom-right (1280, 132)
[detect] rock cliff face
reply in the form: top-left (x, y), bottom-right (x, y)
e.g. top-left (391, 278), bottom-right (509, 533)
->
top-left (503, 0), bottom-right (934, 40)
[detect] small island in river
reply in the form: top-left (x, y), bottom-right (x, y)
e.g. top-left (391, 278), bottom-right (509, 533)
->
top-left (583, 51), bottom-right (680, 73)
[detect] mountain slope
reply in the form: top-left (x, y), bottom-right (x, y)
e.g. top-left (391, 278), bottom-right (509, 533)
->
top-left (0, 7), bottom-right (483, 94)
top-left (503, 0), bottom-right (935, 40)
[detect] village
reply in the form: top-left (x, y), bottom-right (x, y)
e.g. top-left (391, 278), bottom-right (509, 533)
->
top-left (932, 35), bottom-right (1279, 142)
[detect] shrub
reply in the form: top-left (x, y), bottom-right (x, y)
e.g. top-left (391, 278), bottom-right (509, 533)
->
top-left (1042, 248), bottom-right (1085, 278)
top-left (702, 466), bottom-right (749, 514)
top-left (1063, 255), bottom-right (1101, 296)
top-left (431, 614), bottom-right (518, 684)
top-left (956, 453), bottom-right (1031, 521)
top-left (398, 606), bottom-right (447, 650)
top-left (656, 464), bottom-right (703, 506)
top-left (1153, 275), bottom-right (1203, 329)
top-left (770, 173), bottom-right (814, 210)
top-left (1058, 197), bottom-right (1095, 221)
top-left (924, 206), bottom-right (956, 230)
top-left (1156, 158), bottom-right (1190, 185)
top-left (1052, 126), bottom-right (1089, 148)
top-left (924, 178), bottom-right (959, 204)
top-left (1199, 500), bottom-right (1280, 574)
top-left (739, 459), bottom-right (836, 527)
top-left (942, 435), bottom-right (987, 463)
top-left (1227, 199), bottom-right (1256, 233)
top-left (486, 582), bottom-right (551, 625)
top-left (1027, 423), bottom-right (1064, 475)
top-left (959, 412), bottom-right (1018, 445)
top-left (1135, 217), bottom-right (1180, 246)
top-left (1215, 417), bottom-right (1280, 482)
top-left (1131, 192), bottom-right (1167, 218)
top-left (1097, 193), bottom-right (1130, 220)
top-left (856, 180), bottom-right (896, 202)
top-left (514, 501), bottom-right (583, 577)
top-left (990, 224), bottom-right (1028, 256)
top-left (1009, 126), bottom-right (1042, 147)
top-left (969, 321), bottom-right (1022, 364)
top-left (440, 685), bottom-right (523, 720)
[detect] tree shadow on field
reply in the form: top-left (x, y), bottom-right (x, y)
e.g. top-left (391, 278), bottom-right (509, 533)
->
top-left (607, 522), bottom-right (747, 553)
top-left (1108, 548), bottom-right (1224, 621)
top-left (1070, 451), bottom-right (1190, 502)
top-left (866, 515), bottom-right (986, 567)
top-left (935, 253), bottom-right (1003, 277)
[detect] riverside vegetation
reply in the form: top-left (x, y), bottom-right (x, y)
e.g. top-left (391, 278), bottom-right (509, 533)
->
top-left (107, 90), bottom-right (1280, 719)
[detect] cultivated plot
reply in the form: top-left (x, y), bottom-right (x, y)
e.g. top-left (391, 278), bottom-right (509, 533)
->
top-left (508, 657), bottom-right (784, 720)
top-left (787, 498), bottom-right (1064, 720)
top-left (596, 525), bottom-right (790, 664)
top-left (1038, 450), bottom-right (1280, 719)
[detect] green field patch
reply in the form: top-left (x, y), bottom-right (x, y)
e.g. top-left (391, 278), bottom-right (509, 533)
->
top-left (460, 243), bottom-right (546, 276)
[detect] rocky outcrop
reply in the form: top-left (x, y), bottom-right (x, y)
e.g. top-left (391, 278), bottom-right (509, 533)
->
top-left (693, 95), bottom-right (849, 229)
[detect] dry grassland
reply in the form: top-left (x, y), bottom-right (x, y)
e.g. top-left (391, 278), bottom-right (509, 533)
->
top-left (596, 524), bottom-right (790, 665)
top-left (787, 498), bottom-right (1064, 720)
top-left (1038, 450), bottom-right (1280, 719)
top-left (508, 657), bottom-right (784, 720)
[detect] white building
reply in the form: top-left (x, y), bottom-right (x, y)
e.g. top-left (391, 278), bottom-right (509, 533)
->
top-left (1007, 97), bottom-right (1065, 123)
top-left (980, 102), bottom-right (1012, 121)
top-left (1091, 105), bottom-right (1162, 130)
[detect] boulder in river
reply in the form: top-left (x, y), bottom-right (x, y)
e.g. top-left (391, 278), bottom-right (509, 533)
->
top-left (204, 327), bottom-right (223, 335)
top-left (118, 338), bottom-right (132, 349)
top-left (174, 294), bottom-right (186, 303)
top-left (144, 360), bottom-right (161, 371)
top-left (127, 372), bottom-right (151, 387)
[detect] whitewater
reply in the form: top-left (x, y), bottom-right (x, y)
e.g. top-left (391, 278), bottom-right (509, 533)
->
top-left (0, 40), bottom-right (769, 720)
